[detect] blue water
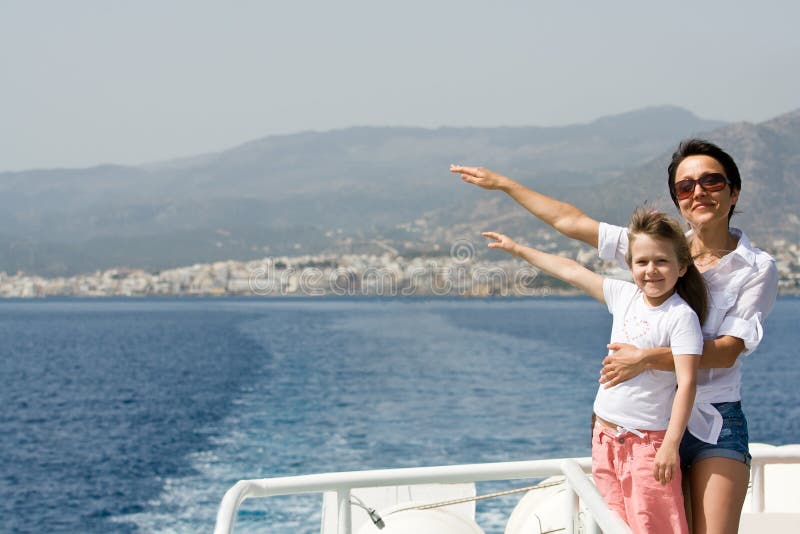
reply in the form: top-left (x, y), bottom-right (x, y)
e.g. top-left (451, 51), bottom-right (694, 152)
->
top-left (1, 297), bottom-right (798, 533)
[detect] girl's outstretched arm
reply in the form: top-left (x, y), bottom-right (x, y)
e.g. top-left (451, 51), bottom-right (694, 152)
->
top-left (653, 353), bottom-right (698, 485)
top-left (452, 165), bottom-right (600, 247)
top-left (483, 231), bottom-right (605, 302)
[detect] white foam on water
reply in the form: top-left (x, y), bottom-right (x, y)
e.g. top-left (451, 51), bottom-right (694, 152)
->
top-left (112, 301), bottom-right (586, 533)
top-left (112, 382), bottom-right (326, 533)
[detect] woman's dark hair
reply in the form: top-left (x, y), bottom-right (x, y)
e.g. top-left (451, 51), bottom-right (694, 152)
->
top-left (625, 208), bottom-right (708, 324)
top-left (667, 138), bottom-right (741, 221)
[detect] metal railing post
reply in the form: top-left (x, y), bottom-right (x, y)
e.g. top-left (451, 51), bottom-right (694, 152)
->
top-left (560, 459), bottom-right (632, 534)
top-left (583, 508), bottom-right (600, 534)
top-left (337, 488), bottom-right (352, 534)
top-left (750, 462), bottom-right (765, 513)
top-left (564, 482), bottom-right (578, 534)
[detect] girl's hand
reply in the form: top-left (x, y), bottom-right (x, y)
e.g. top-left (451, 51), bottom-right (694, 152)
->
top-left (600, 343), bottom-right (647, 388)
top-left (653, 441), bottom-right (679, 485)
top-left (482, 231), bottom-right (519, 256)
top-left (450, 165), bottom-right (511, 190)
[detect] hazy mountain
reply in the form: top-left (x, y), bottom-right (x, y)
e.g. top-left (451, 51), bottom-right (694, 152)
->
top-left (424, 109), bottom-right (800, 255)
top-left (0, 105), bottom-right (739, 276)
top-left (566, 110), bottom-right (800, 241)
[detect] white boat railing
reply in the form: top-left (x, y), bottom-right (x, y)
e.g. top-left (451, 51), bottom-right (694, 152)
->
top-left (747, 443), bottom-right (800, 513)
top-left (214, 456), bottom-right (632, 534)
top-left (214, 443), bottom-right (800, 534)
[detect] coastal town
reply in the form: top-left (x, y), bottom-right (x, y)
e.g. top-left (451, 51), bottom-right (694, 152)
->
top-left (2, 238), bottom-right (798, 298)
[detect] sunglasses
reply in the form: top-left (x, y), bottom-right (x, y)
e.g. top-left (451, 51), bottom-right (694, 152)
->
top-left (673, 173), bottom-right (731, 200)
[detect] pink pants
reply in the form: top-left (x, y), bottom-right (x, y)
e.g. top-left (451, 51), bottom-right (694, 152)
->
top-left (591, 425), bottom-right (688, 534)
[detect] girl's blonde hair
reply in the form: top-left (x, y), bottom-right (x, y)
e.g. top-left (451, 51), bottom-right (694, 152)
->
top-left (624, 208), bottom-right (708, 324)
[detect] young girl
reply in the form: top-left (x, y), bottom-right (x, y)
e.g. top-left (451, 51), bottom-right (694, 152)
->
top-left (483, 208), bottom-right (707, 534)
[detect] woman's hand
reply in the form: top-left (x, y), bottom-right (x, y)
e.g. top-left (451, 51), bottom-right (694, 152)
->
top-left (600, 343), bottom-right (648, 388)
top-left (450, 165), bottom-right (512, 190)
top-left (482, 231), bottom-right (520, 256)
top-left (653, 441), bottom-right (679, 485)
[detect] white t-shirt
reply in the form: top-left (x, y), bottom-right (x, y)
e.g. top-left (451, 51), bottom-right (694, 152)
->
top-left (598, 224), bottom-right (778, 442)
top-left (593, 278), bottom-right (703, 431)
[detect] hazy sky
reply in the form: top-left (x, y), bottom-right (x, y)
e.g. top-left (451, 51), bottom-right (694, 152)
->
top-left (2, 1), bottom-right (798, 172)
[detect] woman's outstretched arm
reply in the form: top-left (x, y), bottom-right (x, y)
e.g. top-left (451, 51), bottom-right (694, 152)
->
top-left (451, 165), bottom-right (600, 247)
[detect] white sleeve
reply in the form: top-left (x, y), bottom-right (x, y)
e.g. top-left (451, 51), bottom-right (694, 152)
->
top-left (603, 278), bottom-right (636, 314)
top-left (598, 222), bottom-right (629, 270)
top-left (717, 259), bottom-right (779, 355)
top-left (670, 308), bottom-right (704, 356)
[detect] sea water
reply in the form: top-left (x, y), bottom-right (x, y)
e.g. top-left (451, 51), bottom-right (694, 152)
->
top-left (1, 297), bottom-right (798, 533)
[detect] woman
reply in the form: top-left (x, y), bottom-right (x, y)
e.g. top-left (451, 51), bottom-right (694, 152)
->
top-left (450, 138), bottom-right (779, 534)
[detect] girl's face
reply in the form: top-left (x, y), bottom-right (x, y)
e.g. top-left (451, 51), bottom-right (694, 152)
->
top-left (674, 155), bottom-right (739, 230)
top-left (629, 234), bottom-right (687, 307)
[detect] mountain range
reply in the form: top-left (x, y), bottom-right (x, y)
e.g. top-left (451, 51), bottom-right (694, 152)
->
top-left (431, 108), bottom-right (800, 254)
top-left (1, 105), bottom-right (797, 277)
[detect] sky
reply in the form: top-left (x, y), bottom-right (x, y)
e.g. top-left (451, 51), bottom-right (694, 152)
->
top-left (2, 1), bottom-right (799, 172)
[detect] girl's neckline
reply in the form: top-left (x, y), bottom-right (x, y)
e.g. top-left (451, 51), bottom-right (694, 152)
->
top-left (640, 289), bottom-right (677, 309)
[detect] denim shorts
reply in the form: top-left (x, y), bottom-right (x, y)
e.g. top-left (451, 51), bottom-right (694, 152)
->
top-left (680, 401), bottom-right (751, 469)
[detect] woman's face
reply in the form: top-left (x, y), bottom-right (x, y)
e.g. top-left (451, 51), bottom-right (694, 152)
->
top-left (674, 155), bottom-right (739, 229)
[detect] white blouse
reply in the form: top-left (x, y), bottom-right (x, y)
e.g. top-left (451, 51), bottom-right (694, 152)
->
top-left (597, 223), bottom-right (779, 443)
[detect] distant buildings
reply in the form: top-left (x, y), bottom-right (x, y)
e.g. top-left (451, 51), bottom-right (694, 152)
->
top-left (2, 239), bottom-right (797, 298)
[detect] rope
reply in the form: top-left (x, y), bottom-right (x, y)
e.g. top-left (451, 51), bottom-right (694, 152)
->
top-left (389, 478), bottom-right (565, 514)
